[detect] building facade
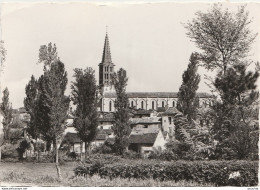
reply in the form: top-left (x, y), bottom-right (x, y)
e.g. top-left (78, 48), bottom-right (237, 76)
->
top-left (98, 33), bottom-right (210, 112)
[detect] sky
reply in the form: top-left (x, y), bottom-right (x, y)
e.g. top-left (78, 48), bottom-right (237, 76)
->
top-left (1, 1), bottom-right (260, 108)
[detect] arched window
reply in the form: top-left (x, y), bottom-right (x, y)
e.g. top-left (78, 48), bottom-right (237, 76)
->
top-left (141, 101), bottom-right (144, 109)
top-left (152, 101), bottom-right (155, 110)
top-left (109, 101), bottom-right (112, 111)
top-left (131, 101), bottom-right (134, 107)
top-left (172, 101), bottom-right (175, 107)
top-left (162, 101), bottom-right (165, 107)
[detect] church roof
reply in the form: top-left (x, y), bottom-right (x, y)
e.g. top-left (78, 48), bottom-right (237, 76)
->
top-left (103, 92), bottom-right (211, 98)
top-left (101, 33), bottom-right (113, 64)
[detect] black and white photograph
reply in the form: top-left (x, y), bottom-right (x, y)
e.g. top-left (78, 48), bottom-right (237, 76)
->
top-left (0, 0), bottom-right (259, 187)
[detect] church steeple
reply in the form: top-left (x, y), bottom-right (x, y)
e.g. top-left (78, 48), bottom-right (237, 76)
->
top-left (99, 30), bottom-right (115, 93)
top-left (102, 33), bottom-right (112, 63)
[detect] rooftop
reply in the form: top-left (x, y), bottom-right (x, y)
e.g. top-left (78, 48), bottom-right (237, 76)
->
top-left (103, 92), bottom-right (211, 98)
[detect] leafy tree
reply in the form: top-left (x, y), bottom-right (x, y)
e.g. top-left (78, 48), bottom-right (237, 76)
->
top-left (112, 68), bottom-right (131, 155)
top-left (37, 43), bottom-right (70, 179)
top-left (177, 53), bottom-right (200, 122)
top-left (0, 88), bottom-right (12, 162)
top-left (24, 75), bottom-right (40, 139)
top-left (0, 40), bottom-right (6, 68)
top-left (211, 64), bottom-right (259, 159)
top-left (185, 4), bottom-right (257, 74)
top-left (0, 88), bottom-right (13, 142)
top-left (71, 67), bottom-right (98, 160)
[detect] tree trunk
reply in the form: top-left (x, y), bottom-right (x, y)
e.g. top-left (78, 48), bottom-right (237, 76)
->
top-left (85, 142), bottom-right (89, 161)
top-left (80, 141), bottom-right (83, 162)
top-left (54, 138), bottom-right (62, 181)
top-left (0, 146), bottom-right (1, 163)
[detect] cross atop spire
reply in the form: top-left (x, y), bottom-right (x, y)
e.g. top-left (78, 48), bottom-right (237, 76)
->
top-left (101, 30), bottom-right (112, 63)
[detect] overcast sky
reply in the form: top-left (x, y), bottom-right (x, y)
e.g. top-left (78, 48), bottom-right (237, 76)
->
top-left (1, 2), bottom-right (260, 108)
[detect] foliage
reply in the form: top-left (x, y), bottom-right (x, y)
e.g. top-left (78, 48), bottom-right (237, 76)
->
top-left (85, 153), bottom-right (121, 165)
top-left (185, 4), bottom-right (257, 73)
top-left (16, 139), bottom-right (31, 160)
top-left (177, 53), bottom-right (200, 122)
top-left (112, 68), bottom-right (131, 155)
top-left (74, 160), bottom-right (258, 186)
top-left (71, 67), bottom-right (98, 158)
top-left (0, 171), bottom-right (213, 187)
top-left (24, 75), bottom-right (40, 139)
top-left (38, 42), bottom-right (59, 70)
top-left (148, 150), bottom-right (178, 161)
top-left (211, 64), bottom-right (259, 159)
top-left (0, 40), bottom-right (7, 65)
top-left (122, 150), bottom-right (141, 159)
top-left (0, 87), bottom-right (13, 143)
top-left (1, 143), bottom-right (18, 159)
top-left (92, 142), bottom-right (113, 154)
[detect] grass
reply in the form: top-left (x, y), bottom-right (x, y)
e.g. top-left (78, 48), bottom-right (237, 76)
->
top-left (0, 162), bottom-right (213, 186)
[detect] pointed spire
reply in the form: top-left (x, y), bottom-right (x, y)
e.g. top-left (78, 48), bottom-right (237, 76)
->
top-left (102, 29), bottom-right (112, 63)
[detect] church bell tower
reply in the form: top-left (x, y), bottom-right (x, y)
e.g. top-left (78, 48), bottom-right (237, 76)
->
top-left (99, 31), bottom-right (115, 94)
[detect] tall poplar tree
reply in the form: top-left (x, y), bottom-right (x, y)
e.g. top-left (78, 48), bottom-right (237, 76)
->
top-left (71, 67), bottom-right (98, 160)
top-left (0, 88), bottom-right (12, 161)
top-left (112, 68), bottom-right (131, 155)
top-left (0, 88), bottom-right (13, 141)
top-left (177, 53), bottom-right (200, 122)
top-left (24, 75), bottom-right (39, 139)
top-left (37, 43), bottom-right (70, 179)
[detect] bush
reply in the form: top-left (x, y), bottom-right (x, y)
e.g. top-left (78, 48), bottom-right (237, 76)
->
top-left (74, 160), bottom-right (258, 186)
top-left (17, 140), bottom-right (31, 160)
top-left (92, 143), bottom-right (113, 154)
top-left (122, 150), bottom-right (141, 159)
top-left (148, 150), bottom-right (178, 161)
top-left (85, 153), bottom-right (121, 165)
top-left (1, 143), bottom-right (19, 159)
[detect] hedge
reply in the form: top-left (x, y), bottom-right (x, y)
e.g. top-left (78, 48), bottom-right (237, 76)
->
top-left (74, 160), bottom-right (258, 186)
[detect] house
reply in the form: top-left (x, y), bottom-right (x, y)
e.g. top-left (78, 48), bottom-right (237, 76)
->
top-left (130, 117), bottom-right (162, 130)
top-left (161, 107), bottom-right (180, 137)
top-left (132, 109), bottom-right (157, 118)
top-left (128, 127), bottom-right (166, 156)
top-left (98, 112), bottom-right (115, 130)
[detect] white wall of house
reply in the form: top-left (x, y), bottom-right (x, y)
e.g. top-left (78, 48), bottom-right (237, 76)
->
top-left (153, 130), bottom-right (166, 150)
top-left (162, 115), bottom-right (175, 135)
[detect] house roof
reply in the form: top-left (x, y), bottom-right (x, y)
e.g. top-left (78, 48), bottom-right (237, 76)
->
top-left (98, 113), bottom-right (115, 122)
top-left (133, 109), bottom-right (154, 115)
top-left (103, 92), bottom-right (211, 98)
top-left (129, 127), bottom-right (160, 144)
top-left (162, 107), bottom-right (180, 116)
top-left (130, 117), bottom-right (161, 125)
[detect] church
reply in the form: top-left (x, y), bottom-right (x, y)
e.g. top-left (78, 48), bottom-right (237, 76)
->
top-left (98, 32), bottom-right (210, 113)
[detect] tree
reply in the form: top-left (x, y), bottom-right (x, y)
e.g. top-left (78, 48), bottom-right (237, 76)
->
top-left (112, 68), bottom-right (131, 155)
top-left (71, 67), bottom-right (98, 160)
top-left (0, 88), bottom-right (12, 162)
top-left (0, 88), bottom-right (13, 142)
top-left (185, 4), bottom-right (257, 74)
top-left (0, 41), bottom-right (7, 162)
top-left (37, 43), bottom-right (70, 179)
top-left (177, 53), bottom-right (200, 122)
top-left (24, 75), bottom-right (40, 139)
top-left (0, 41), bottom-right (6, 69)
top-left (211, 64), bottom-right (259, 159)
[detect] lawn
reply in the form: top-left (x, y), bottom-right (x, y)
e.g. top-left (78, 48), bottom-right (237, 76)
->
top-left (0, 161), bottom-right (213, 187)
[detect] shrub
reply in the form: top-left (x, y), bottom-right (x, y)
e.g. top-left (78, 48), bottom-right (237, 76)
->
top-left (92, 143), bottom-right (113, 154)
top-left (148, 150), bottom-right (178, 161)
top-left (1, 143), bottom-right (19, 159)
top-left (74, 160), bottom-right (258, 186)
top-left (68, 152), bottom-right (77, 160)
top-left (17, 140), bottom-right (31, 160)
top-left (122, 150), bottom-right (141, 159)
